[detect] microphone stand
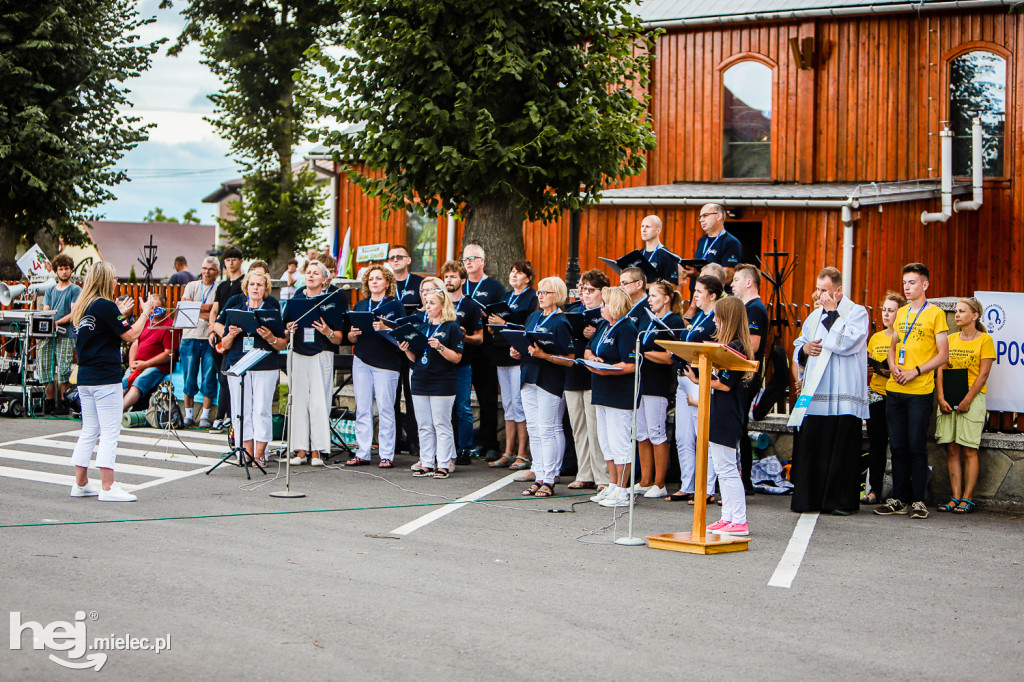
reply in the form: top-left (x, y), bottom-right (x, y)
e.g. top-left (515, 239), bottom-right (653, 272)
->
top-left (270, 285), bottom-right (347, 499)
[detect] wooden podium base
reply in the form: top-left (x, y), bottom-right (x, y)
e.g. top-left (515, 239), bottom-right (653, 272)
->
top-left (646, 532), bottom-right (751, 554)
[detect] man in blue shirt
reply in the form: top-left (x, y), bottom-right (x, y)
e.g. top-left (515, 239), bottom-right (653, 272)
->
top-left (682, 203), bottom-right (743, 317)
top-left (638, 214), bottom-right (680, 285)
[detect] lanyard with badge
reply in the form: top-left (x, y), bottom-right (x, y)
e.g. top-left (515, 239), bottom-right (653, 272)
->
top-left (643, 312), bottom-right (670, 345)
top-left (242, 301), bottom-right (255, 351)
top-left (302, 292), bottom-right (323, 345)
top-left (687, 310), bottom-right (713, 342)
top-left (597, 317), bottom-right (623, 354)
top-left (700, 232), bottom-right (724, 259)
top-left (467, 276), bottom-right (486, 301)
top-left (645, 244), bottom-right (662, 264)
top-left (423, 322), bottom-right (442, 365)
top-left (898, 302), bottom-right (928, 365)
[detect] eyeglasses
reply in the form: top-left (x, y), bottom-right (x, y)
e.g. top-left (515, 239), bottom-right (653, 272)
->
top-left (619, 280), bottom-right (641, 287)
top-left (578, 286), bottom-right (598, 293)
top-left (387, 254), bottom-right (409, 261)
top-left (537, 290), bottom-right (554, 296)
top-left (461, 256), bottom-right (482, 263)
top-left (699, 212), bottom-right (721, 219)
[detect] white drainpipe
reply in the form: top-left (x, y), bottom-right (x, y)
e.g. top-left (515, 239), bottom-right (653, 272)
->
top-left (921, 125), bottom-right (954, 224)
top-left (446, 213), bottom-right (457, 262)
top-left (841, 205), bottom-right (855, 293)
top-left (954, 117), bottom-right (984, 213)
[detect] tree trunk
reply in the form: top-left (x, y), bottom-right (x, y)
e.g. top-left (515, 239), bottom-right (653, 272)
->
top-left (0, 219), bottom-right (23, 280)
top-left (31, 226), bottom-right (61, 263)
top-left (268, 241), bottom-right (295, 281)
top-left (462, 197), bottom-right (527, 282)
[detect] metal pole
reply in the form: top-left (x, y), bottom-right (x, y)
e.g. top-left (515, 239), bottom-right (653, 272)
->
top-left (565, 210), bottom-right (581, 292)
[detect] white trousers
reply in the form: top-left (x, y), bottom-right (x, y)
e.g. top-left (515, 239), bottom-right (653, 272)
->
top-left (521, 384), bottom-right (565, 484)
top-left (228, 370), bottom-right (277, 446)
top-left (71, 384), bottom-right (122, 470)
top-left (289, 351), bottom-right (333, 453)
top-left (675, 374), bottom-right (717, 494)
top-left (595, 405), bottom-right (633, 465)
top-left (497, 365), bottom-right (525, 422)
top-left (636, 395), bottom-right (669, 445)
top-left (709, 442), bottom-right (746, 525)
top-left (352, 356), bottom-right (398, 461)
top-left (413, 394), bottom-right (456, 469)
top-left (565, 389), bottom-right (608, 486)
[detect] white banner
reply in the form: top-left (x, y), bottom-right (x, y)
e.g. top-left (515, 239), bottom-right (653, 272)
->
top-left (975, 291), bottom-right (1024, 413)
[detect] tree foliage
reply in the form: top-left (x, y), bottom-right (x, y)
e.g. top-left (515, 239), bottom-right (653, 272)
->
top-left (0, 0), bottom-right (162, 278)
top-left (164, 0), bottom-right (343, 270)
top-left (315, 0), bottom-right (657, 277)
top-left (144, 206), bottom-right (202, 223)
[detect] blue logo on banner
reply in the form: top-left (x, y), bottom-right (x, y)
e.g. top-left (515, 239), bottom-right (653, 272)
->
top-left (985, 304), bottom-right (1006, 333)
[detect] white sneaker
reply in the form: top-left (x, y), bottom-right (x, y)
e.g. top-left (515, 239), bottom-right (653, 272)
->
top-left (70, 482), bottom-right (100, 497)
top-left (288, 455), bottom-right (308, 465)
top-left (590, 487), bottom-right (612, 503)
top-left (98, 484), bottom-right (137, 502)
top-left (630, 483), bottom-right (653, 495)
top-left (599, 489), bottom-right (631, 507)
top-left (309, 457), bottom-right (325, 467)
top-left (643, 485), bottom-right (669, 499)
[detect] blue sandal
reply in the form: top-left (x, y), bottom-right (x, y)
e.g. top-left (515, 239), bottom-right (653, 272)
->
top-left (951, 499), bottom-right (976, 514)
top-left (937, 497), bottom-right (960, 512)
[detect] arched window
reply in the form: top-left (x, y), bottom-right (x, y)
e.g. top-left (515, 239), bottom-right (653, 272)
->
top-left (722, 61), bottom-right (773, 179)
top-left (949, 50), bottom-right (1006, 177)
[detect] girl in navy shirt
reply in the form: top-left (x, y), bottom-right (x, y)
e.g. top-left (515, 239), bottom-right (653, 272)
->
top-left (513, 276), bottom-right (574, 497)
top-left (635, 281), bottom-right (685, 500)
top-left (670, 275), bottom-right (724, 503)
top-left (216, 270), bottom-right (286, 468)
top-left (400, 288), bottom-right (463, 478)
top-left (584, 287), bottom-right (638, 509)
top-left (346, 265), bottom-right (405, 467)
top-left (69, 262), bottom-right (156, 502)
top-left (686, 296), bottom-right (754, 537)
top-left (487, 260), bottom-right (538, 472)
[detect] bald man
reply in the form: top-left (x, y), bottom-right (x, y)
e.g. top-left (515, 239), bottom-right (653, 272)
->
top-left (639, 214), bottom-right (680, 285)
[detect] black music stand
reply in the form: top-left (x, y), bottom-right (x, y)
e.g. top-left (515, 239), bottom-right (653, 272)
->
top-left (206, 349), bottom-right (268, 479)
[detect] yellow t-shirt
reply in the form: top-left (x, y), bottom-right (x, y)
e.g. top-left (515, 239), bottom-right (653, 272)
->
top-left (867, 330), bottom-right (893, 395)
top-left (946, 331), bottom-right (996, 394)
top-left (886, 303), bottom-right (948, 395)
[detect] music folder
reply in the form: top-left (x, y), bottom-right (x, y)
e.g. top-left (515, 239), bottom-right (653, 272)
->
top-left (225, 309), bottom-right (258, 335)
top-left (346, 311), bottom-right (378, 334)
top-left (498, 329), bottom-right (535, 356)
top-left (253, 308), bottom-right (286, 337)
top-left (942, 368), bottom-right (970, 407)
top-left (383, 324), bottom-right (429, 355)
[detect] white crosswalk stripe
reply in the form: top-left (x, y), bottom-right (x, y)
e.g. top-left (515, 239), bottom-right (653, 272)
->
top-left (0, 426), bottom-right (234, 492)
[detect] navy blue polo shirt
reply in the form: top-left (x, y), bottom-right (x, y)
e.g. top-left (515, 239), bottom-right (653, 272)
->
top-left (217, 295), bottom-right (282, 372)
top-left (564, 301), bottom-right (598, 392)
top-left (639, 312), bottom-right (684, 398)
top-left (410, 320), bottom-right (463, 396)
top-left (75, 299), bottom-right (131, 386)
top-left (642, 245), bottom-right (680, 285)
top-left (395, 273), bottom-right (423, 309)
top-left (624, 295), bottom-right (650, 329)
top-left (284, 287), bottom-right (348, 356)
top-left (690, 230), bottom-right (743, 293)
top-left (745, 297), bottom-right (770, 364)
top-left (709, 339), bottom-right (748, 448)
top-left (520, 310), bottom-right (573, 397)
top-left (675, 309), bottom-right (716, 373)
top-left (588, 317), bottom-right (638, 410)
top-left (464, 275), bottom-right (507, 355)
top-left (452, 296), bottom-right (481, 368)
top-left (351, 296), bottom-right (405, 371)
top-left (494, 287), bottom-right (538, 367)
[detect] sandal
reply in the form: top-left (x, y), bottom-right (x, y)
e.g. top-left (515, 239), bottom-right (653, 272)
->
top-left (522, 483), bottom-right (542, 496)
top-left (254, 457), bottom-right (267, 468)
top-left (951, 499), bottom-right (976, 514)
top-left (508, 457), bottom-right (531, 471)
top-left (665, 492), bottom-right (694, 502)
top-left (488, 454), bottom-right (515, 468)
top-left (567, 481), bottom-right (596, 490)
top-left (378, 459), bottom-right (394, 469)
top-left (412, 467), bottom-right (434, 477)
top-left (346, 457), bottom-right (372, 466)
top-left (937, 497), bottom-right (961, 512)
top-left (860, 492), bottom-right (878, 505)
top-left (433, 468), bottom-right (450, 479)
top-left (688, 494), bottom-right (717, 506)
top-left (534, 483), bottom-right (555, 497)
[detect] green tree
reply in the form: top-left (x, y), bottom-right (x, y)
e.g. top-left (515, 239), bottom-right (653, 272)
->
top-left (0, 1), bottom-right (162, 278)
top-left (164, 0), bottom-right (342, 272)
top-left (316, 0), bottom-right (657, 278)
top-left (144, 207), bottom-right (203, 223)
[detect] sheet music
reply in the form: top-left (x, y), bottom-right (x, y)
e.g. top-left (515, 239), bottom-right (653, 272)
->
top-left (227, 348), bottom-right (271, 376)
top-left (173, 301), bottom-right (201, 329)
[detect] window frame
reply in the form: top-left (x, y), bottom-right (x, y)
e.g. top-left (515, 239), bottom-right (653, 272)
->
top-left (716, 53), bottom-right (778, 182)
top-left (943, 41), bottom-right (1011, 182)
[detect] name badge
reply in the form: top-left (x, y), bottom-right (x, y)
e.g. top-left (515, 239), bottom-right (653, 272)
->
top-left (243, 337), bottom-right (254, 352)
top-left (304, 328), bottom-right (315, 344)
top-left (898, 347), bottom-right (906, 365)
top-left (421, 355), bottom-right (428, 365)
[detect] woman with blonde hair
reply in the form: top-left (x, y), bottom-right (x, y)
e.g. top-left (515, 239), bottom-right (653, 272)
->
top-left (585, 286), bottom-right (639, 508)
top-left (69, 262), bottom-right (156, 502)
top-left (346, 264), bottom-right (406, 466)
top-left (515, 276), bottom-right (574, 497)
top-left (400, 288), bottom-right (463, 478)
top-left (215, 270), bottom-right (286, 468)
top-left (935, 297), bottom-right (996, 514)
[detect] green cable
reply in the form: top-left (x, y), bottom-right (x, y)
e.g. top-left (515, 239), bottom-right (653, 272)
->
top-left (0, 493), bottom-right (592, 529)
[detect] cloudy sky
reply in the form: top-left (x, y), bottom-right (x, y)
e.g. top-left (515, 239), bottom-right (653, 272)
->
top-left (98, 1), bottom-right (321, 226)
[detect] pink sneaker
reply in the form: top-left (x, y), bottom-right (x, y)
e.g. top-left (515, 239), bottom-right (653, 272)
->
top-left (716, 522), bottom-right (749, 536)
top-left (706, 519), bottom-right (730, 532)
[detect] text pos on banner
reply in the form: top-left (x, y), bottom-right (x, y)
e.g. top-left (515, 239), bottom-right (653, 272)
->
top-left (975, 291), bottom-right (1024, 413)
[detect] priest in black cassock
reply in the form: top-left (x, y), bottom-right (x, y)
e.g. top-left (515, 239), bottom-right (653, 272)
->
top-left (790, 267), bottom-right (870, 516)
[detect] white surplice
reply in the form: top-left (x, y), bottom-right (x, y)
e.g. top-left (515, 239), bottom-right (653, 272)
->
top-left (792, 297), bottom-right (870, 419)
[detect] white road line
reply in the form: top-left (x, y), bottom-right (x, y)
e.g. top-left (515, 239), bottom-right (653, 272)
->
top-left (38, 433), bottom-right (229, 454)
top-left (768, 512), bottom-right (819, 589)
top-left (0, 466), bottom-right (137, 492)
top-left (18, 437), bottom-right (222, 464)
top-left (390, 473), bottom-right (518, 536)
top-left (0, 448), bottom-right (212, 477)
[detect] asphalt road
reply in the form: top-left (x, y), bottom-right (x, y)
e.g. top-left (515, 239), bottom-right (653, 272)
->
top-left (1, 418), bottom-right (1022, 680)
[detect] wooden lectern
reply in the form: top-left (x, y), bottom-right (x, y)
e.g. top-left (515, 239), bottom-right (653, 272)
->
top-left (648, 341), bottom-right (759, 555)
